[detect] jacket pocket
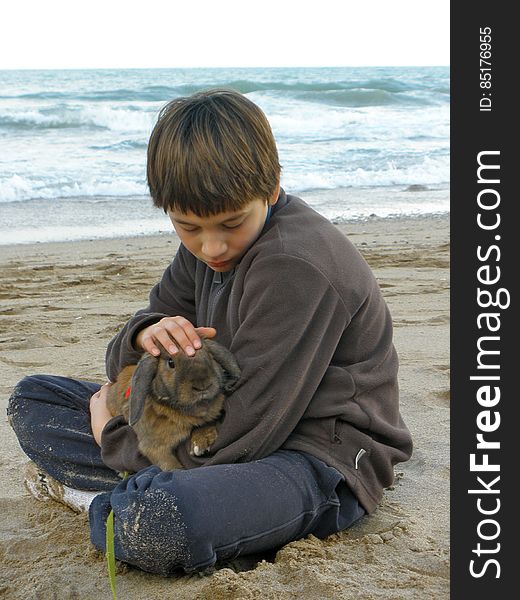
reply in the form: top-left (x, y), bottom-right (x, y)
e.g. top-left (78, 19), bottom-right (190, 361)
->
top-left (331, 419), bottom-right (373, 471)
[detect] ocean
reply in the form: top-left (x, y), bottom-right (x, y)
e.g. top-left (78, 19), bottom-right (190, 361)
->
top-left (0, 66), bottom-right (449, 245)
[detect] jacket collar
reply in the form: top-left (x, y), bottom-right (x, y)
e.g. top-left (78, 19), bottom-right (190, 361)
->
top-left (272, 187), bottom-right (287, 216)
top-left (260, 187), bottom-right (286, 236)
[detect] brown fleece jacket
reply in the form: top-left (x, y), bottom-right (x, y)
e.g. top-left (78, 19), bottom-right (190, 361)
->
top-left (102, 188), bottom-right (413, 513)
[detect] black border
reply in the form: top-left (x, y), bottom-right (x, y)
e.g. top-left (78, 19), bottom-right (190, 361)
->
top-left (451, 3), bottom-right (514, 596)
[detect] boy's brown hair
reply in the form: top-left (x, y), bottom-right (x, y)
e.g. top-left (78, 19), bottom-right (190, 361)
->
top-left (147, 88), bottom-right (281, 216)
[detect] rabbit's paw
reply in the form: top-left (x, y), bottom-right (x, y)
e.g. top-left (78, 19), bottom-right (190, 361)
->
top-left (190, 425), bottom-right (218, 456)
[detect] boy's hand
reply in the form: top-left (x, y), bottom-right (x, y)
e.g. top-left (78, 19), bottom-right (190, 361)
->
top-left (135, 316), bottom-right (216, 357)
top-left (90, 383), bottom-right (113, 446)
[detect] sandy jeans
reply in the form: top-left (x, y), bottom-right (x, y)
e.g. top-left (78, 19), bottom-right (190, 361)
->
top-left (8, 374), bottom-right (364, 575)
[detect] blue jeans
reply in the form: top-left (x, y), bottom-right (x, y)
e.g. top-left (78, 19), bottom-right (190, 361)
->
top-left (7, 375), bottom-right (365, 575)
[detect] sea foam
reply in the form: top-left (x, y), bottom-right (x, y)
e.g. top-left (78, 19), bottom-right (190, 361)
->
top-left (0, 66), bottom-right (449, 243)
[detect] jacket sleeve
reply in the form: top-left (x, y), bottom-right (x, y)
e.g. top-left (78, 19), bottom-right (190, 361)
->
top-left (100, 416), bottom-right (152, 473)
top-left (175, 254), bottom-right (352, 467)
top-left (101, 244), bottom-right (197, 473)
top-left (105, 245), bottom-right (197, 382)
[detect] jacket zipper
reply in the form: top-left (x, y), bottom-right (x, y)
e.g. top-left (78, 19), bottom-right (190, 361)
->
top-left (208, 271), bottom-right (234, 327)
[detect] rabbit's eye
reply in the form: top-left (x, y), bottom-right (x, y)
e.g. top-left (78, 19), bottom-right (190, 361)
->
top-left (167, 358), bottom-right (175, 369)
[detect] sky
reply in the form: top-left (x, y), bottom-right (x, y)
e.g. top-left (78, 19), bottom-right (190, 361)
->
top-left (1, 0), bottom-right (449, 70)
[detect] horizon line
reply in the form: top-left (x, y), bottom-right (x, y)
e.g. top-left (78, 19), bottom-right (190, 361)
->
top-left (0, 64), bottom-right (450, 72)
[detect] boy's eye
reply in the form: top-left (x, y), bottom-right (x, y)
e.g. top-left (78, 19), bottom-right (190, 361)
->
top-left (223, 221), bottom-right (244, 229)
top-left (177, 219), bottom-right (244, 232)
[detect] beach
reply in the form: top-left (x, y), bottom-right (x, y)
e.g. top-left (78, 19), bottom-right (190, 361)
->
top-left (0, 212), bottom-right (450, 599)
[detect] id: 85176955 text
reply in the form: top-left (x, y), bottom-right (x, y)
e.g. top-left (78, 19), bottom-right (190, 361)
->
top-left (480, 27), bottom-right (492, 112)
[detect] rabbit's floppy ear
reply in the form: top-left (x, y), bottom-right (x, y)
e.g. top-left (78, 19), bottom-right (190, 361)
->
top-left (206, 340), bottom-right (241, 393)
top-left (128, 353), bottom-right (159, 426)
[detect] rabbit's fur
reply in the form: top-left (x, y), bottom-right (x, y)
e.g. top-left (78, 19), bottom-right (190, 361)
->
top-left (106, 337), bottom-right (240, 470)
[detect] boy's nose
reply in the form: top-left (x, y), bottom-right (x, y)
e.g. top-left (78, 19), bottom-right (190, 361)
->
top-left (201, 238), bottom-right (227, 259)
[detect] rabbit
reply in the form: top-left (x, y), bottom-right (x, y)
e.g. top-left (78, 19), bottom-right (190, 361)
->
top-left (106, 336), bottom-right (241, 470)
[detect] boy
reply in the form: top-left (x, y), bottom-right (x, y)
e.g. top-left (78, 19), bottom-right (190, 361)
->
top-left (8, 89), bottom-right (412, 575)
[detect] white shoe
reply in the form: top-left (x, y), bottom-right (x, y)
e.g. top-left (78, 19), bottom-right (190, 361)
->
top-left (23, 461), bottom-right (103, 513)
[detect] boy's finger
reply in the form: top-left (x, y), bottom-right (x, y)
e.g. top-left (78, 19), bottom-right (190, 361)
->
top-left (172, 318), bottom-right (210, 354)
top-left (146, 341), bottom-right (163, 357)
top-left (156, 331), bottom-right (181, 356)
top-left (195, 327), bottom-right (217, 339)
top-left (142, 333), bottom-right (170, 357)
top-left (162, 321), bottom-right (197, 356)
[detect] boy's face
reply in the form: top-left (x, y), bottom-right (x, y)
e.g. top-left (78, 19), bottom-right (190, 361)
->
top-left (169, 190), bottom-right (278, 272)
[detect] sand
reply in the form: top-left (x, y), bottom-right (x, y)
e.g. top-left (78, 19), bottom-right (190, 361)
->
top-left (0, 212), bottom-right (449, 599)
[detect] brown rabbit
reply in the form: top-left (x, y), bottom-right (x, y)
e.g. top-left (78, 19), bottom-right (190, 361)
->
top-left (106, 337), bottom-right (241, 470)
